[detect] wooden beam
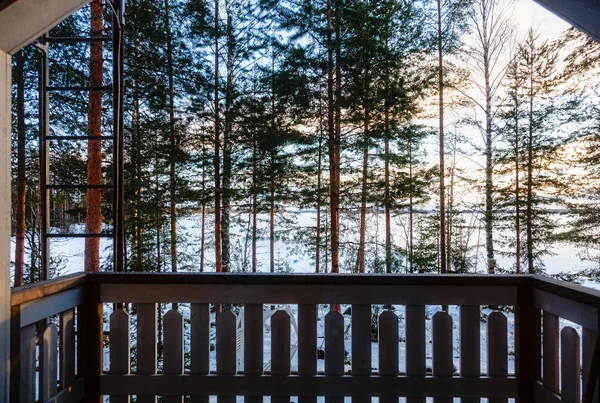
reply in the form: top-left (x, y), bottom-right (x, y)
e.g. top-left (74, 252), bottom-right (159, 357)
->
top-left (99, 283), bottom-right (519, 305)
top-left (534, 0), bottom-right (600, 43)
top-left (0, 49), bottom-right (12, 403)
top-left (0, 0), bottom-right (91, 54)
top-left (99, 374), bottom-right (519, 399)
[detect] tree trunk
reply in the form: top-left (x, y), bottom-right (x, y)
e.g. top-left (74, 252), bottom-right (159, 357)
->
top-left (85, 0), bottom-right (103, 273)
top-left (526, 69), bottom-right (534, 274)
top-left (214, 0), bottom-right (222, 274)
top-left (437, 0), bottom-right (447, 275)
top-left (222, 8), bottom-right (234, 273)
top-left (515, 98), bottom-right (521, 274)
top-left (165, 0), bottom-right (177, 277)
top-left (334, 1), bottom-right (342, 273)
top-left (156, 162), bottom-right (162, 272)
top-left (409, 139), bottom-right (414, 273)
top-left (252, 137), bottom-right (257, 273)
top-left (134, 77), bottom-right (142, 270)
top-left (357, 107), bottom-right (369, 273)
top-left (483, 27), bottom-right (495, 274)
top-left (384, 35), bottom-right (392, 275)
top-left (200, 137), bottom-right (206, 272)
top-left (327, 0), bottom-right (340, 278)
top-left (447, 139), bottom-right (456, 273)
top-left (316, 114), bottom-right (324, 273)
top-left (14, 51), bottom-right (26, 287)
top-left (270, 153), bottom-right (275, 273)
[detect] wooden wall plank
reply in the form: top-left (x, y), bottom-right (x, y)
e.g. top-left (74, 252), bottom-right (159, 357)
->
top-left (41, 323), bottom-right (58, 401)
top-left (406, 305), bottom-right (425, 403)
top-left (136, 303), bottom-right (157, 403)
top-left (488, 311), bottom-right (508, 403)
top-left (560, 327), bottom-right (580, 403)
top-left (59, 308), bottom-right (76, 389)
top-left (325, 310), bottom-right (344, 403)
top-left (271, 310), bottom-right (291, 403)
top-left (109, 308), bottom-right (130, 403)
top-left (190, 303), bottom-right (209, 403)
top-left (0, 49), bottom-right (11, 403)
top-left (216, 310), bottom-right (236, 403)
top-left (163, 309), bottom-right (184, 403)
top-left (433, 311), bottom-right (453, 403)
top-left (542, 311), bottom-right (559, 393)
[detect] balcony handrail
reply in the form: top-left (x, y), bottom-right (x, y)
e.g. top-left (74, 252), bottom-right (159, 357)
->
top-left (89, 272), bottom-right (530, 306)
top-left (11, 272), bottom-right (86, 307)
top-left (8, 271), bottom-right (600, 402)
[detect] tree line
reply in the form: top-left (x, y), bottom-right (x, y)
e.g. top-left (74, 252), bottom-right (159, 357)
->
top-left (9, 0), bottom-right (600, 285)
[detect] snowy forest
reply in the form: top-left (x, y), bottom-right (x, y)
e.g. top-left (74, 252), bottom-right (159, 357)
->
top-left (9, 0), bottom-right (600, 286)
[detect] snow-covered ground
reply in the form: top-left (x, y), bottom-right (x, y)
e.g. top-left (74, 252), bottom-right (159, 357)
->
top-left (20, 211), bottom-right (593, 279)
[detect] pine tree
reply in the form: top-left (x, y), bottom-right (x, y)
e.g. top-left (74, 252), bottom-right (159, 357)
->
top-left (497, 29), bottom-right (564, 274)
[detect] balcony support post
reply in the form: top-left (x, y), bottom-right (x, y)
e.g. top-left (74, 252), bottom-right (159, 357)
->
top-left (515, 284), bottom-right (541, 402)
top-left (0, 48), bottom-right (12, 403)
top-left (79, 281), bottom-right (103, 403)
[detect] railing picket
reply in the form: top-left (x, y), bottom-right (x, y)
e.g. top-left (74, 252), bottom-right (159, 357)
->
top-left (406, 305), bottom-right (425, 403)
top-left (488, 311), bottom-right (507, 403)
top-left (110, 308), bottom-right (130, 403)
top-left (433, 311), bottom-right (453, 403)
top-left (560, 327), bottom-right (580, 403)
top-left (245, 304), bottom-right (264, 403)
top-left (59, 308), bottom-right (76, 389)
top-left (352, 304), bottom-right (371, 403)
top-left (136, 303), bottom-right (157, 403)
top-left (41, 323), bottom-right (58, 401)
top-left (191, 303), bottom-right (210, 403)
top-left (542, 311), bottom-right (559, 393)
top-left (20, 324), bottom-right (36, 403)
top-left (298, 304), bottom-right (317, 403)
top-left (583, 327), bottom-right (600, 403)
top-left (325, 310), bottom-right (344, 403)
top-left (163, 309), bottom-right (184, 403)
top-left (272, 310), bottom-right (291, 403)
top-left (379, 310), bottom-right (398, 403)
top-left (217, 309), bottom-right (237, 403)
top-left (460, 305), bottom-right (480, 403)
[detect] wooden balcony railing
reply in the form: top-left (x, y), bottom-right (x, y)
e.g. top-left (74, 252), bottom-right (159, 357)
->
top-left (8, 273), bottom-right (600, 403)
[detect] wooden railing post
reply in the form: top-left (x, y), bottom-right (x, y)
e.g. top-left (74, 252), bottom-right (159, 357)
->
top-left (8, 305), bottom-right (20, 403)
top-left (515, 285), bottom-right (540, 402)
top-left (79, 281), bottom-right (102, 403)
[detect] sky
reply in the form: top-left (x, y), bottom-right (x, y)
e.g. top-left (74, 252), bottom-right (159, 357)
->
top-left (514, 0), bottom-right (571, 40)
top-left (416, 0), bottom-right (578, 207)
